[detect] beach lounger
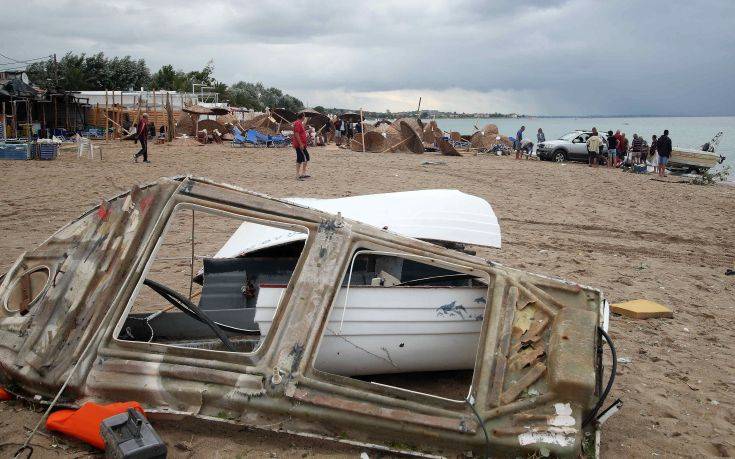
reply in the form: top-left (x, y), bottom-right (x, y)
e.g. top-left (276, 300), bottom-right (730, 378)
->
top-left (449, 139), bottom-right (471, 149)
top-left (232, 127), bottom-right (290, 148)
top-left (232, 128), bottom-right (269, 147)
top-left (231, 127), bottom-right (247, 147)
top-left (267, 134), bottom-right (290, 147)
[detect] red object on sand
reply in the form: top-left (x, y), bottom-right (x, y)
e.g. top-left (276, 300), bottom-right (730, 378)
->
top-left (0, 387), bottom-right (11, 400)
top-left (46, 401), bottom-right (145, 449)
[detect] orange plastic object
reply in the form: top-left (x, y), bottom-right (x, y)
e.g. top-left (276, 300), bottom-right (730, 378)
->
top-left (0, 387), bottom-right (11, 401)
top-left (46, 401), bottom-right (145, 449)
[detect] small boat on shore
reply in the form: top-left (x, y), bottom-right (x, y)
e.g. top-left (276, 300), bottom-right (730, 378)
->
top-left (256, 283), bottom-right (486, 376)
top-left (213, 189), bottom-right (500, 376)
top-left (669, 132), bottom-right (727, 172)
top-left (669, 147), bottom-right (725, 172)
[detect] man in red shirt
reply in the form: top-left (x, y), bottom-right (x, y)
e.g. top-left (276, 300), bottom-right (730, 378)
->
top-left (133, 113), bottom-right (150, 163)
top-left (292, 113), bottom-right (310, 179)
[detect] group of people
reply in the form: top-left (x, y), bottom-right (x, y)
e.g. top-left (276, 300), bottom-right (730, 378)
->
top-left (586, 128), bottom-right (672, 177)
top-left (512, 124), bottom-right (673, 178)
top-left (513, 126), bottom-right (535, 159)
top-left (332, 118), bottom-right (363, 147)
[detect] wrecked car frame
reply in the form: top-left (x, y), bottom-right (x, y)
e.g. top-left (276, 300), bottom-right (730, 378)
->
top-left (0, 176), bottom-right (610, 457)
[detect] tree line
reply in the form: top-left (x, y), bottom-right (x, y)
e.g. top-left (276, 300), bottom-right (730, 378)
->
top-left (26, 52), bottom-right (304, 112)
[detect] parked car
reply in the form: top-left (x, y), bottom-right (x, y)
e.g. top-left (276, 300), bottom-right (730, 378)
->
top-left (537, 130), bottom-right (608, 163)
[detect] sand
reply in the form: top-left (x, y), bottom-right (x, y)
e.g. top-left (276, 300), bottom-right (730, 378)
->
top-left (1, 141), bottom-right (734, 457)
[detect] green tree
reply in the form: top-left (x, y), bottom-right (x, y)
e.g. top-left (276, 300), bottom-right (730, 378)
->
top-left (313, 105), bottom-right (326, 113)
top-left (186, 60), bottom-right (215, 88)
top-left (24, 54), bottom-right (308, 112)
top-left (223, 81), bottom-right (303, 112)
top-left (152, 61), bottom-right (215, 92)
top-left (151, 64), bottom-right (182, 90)
top-left (81, 53), bottom-right (106, 89)
top-left (26, 60), bottom-right (52, 89)
top-left (58, 53), bottom-right (86, 89)
top-left (25, 52), bottom-right (150, 91)
top-left (106, 56), bottom-right (150, 90)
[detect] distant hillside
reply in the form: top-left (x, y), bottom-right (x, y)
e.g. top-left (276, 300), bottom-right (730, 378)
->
top-left (319, 108), bottom-right (522, 119)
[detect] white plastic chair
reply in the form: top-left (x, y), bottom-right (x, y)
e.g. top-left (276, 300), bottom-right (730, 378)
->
top-left (76, 134), bottom-right (101, 159)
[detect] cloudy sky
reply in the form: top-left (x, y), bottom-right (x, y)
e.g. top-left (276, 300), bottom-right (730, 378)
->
top-left (2, 0), bottom-right (734, 115)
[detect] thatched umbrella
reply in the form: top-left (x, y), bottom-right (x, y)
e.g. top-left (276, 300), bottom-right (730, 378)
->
top-left (271, 108), bottom-right (297, 123)
top-left (339, 112), bottom-right (361, 123)
top-left (374, 119), bottom-right (392, 127)
top-left (305, 113), bottom-right (331, 131)
top-left (482, 123), bottom-right (499, 135)
top-left (210, 107), bottom-right (230, 116)
top-left (182, 105), bottom-right (214, 116)
top-left (197, 119), bottom-right (226, 134)
top-left (382, 125), bottom-right (404, 152)
top-left (470, 131), bottom-right (512, 149)
top-left (470, 131), bottom-right (491, 149)
top-left (350, 133), bottom-right (365, 152)
top-left (423, 120), bottom-right (444, 143)
top-left (240, 113), bottom-right (279, 135)
top-left (400, 121), bottom-right (425, 154)
top-left (217, 113), bottom-right (238, 125)
top-left (392, 117), bottom-right (424, 134)
top-left (175, 113), bottom-right (195, 136)
top-left (363, 131), bottom-right (387, 152)
top-left (299, 108), bottom-right (323, 117)
top-left (437, 138), bottom-right (461, 156)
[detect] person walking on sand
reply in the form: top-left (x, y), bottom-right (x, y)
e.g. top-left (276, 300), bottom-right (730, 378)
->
top-left (292, 113), bottom-right (310, 180)
top-left (606, 130), bottom-right (618, 168)
top-left (514, 125), bottom-right (525, 160)
top-left (586, 128), bottom-right (603, 168)
top-left (656, 129), bottom-right (672, 177)
top-left (333, 117), bottom-right (343, 146)
top-left (133, 113), bottom-right (150, 163)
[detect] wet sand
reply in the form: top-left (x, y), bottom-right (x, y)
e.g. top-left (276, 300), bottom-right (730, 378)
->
top-left (1, 140), bottom-right (734, 457)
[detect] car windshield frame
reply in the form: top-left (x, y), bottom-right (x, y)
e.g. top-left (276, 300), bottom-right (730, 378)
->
top-left (559, 132), bottom-right (580, 141)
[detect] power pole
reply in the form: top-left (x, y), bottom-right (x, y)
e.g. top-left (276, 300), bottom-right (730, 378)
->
top-left (52, 53), bottom-right (59, 91)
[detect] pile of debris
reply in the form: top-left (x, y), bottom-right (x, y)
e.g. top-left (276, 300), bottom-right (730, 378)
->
top-left (169, 104), bottom-right (512, 156)
top-left (347, 119), bottom-right (512, 156)
top-left (169, 105), bottom-right (293, 146)
top-left (469, 123), bottom-right (513, 151)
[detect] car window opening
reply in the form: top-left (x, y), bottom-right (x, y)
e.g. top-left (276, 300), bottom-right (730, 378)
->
top-left (118, 206), bottom-right (307, 354)
top-left (308, 251), bottom-right (488, 402)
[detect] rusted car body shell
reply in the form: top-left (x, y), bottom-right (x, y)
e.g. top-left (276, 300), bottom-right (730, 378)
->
top-left (0, 177), bottom-right (607, 457)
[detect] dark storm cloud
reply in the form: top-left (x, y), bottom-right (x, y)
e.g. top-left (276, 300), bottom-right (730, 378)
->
top-left (1, 0), bottom-right (733, 114)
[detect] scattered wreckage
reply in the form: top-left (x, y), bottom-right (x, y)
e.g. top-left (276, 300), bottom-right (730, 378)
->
top-left (0, 176), bottom-right (615, 457)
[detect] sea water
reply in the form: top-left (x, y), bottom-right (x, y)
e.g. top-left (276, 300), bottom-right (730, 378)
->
top-left (433, 116), bottom-right (735, 181)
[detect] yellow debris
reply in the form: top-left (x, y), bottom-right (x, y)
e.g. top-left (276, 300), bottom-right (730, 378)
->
top-left (513, 306), bottom-right (535, 335)
top-left (611, 299), bottom-right (673, 319)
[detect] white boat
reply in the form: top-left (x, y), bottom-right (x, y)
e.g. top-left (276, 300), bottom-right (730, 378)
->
top-left (255, 284), bottom-right (486, 376)
top-left (208, 189), bottom-right (501, 376)
top-left (669, 147), bottom-right (725, 171)
top-left (215, 189), bottom-right (502, 259)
